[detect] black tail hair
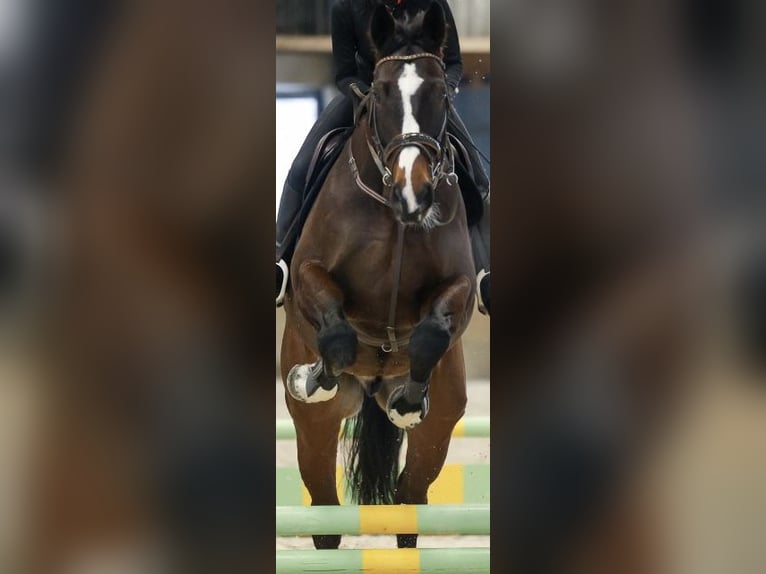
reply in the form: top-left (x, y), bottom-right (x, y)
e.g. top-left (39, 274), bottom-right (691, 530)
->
top-left (343, 392), bottom-right (404, 504)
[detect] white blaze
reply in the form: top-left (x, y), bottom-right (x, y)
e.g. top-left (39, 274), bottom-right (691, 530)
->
top-left (397, 63), bottom-right (424, 213)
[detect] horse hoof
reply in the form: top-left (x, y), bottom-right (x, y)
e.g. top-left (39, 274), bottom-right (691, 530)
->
top-left (313, 533), bottom-right (341, 550)
top-left (398, 533), bottom-right (418, 548)
top-left (286, 362), bottom-right (337, 403)
top-left (386, 387), bottom-right (429, 429)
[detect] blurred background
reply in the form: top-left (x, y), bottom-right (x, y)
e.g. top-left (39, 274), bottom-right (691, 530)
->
top-left (0, 0), bottom-right (762, 572)
top-left (491, 0), bottom-right (766, 571)
top-left (1, 1), bottom-right (275, 572)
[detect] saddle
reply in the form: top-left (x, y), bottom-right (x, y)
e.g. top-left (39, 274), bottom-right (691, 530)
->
top-left (291, 126), bottom-right (354, 242)
top-left (304, 126), bottom-right (351, 193)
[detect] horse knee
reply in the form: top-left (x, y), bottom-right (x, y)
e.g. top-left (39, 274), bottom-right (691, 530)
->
top-left (317, 321), bottom-right (357, 375)
top-left (409, 319), bottom-right (450, 383)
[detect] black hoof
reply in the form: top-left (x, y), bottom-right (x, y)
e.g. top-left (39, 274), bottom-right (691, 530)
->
top-left (313, 534), bottom-right (341, 550)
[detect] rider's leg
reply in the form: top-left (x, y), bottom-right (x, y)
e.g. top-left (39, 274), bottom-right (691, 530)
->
top-left (448, 110), bottom-right (491, 315)
top-left (276, 94), bottom-right (354, 305)
top-left (447, 111), bottom-right (490, 199)
top-left (472, 196), bottom-right (491, 315)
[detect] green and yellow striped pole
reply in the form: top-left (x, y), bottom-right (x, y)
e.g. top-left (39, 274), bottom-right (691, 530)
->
top-left (276, 548), bottom-right (490, 574)
top-left (276, 503), bottom-right (489, 536)
top-left (276, 463), bottom-right (490, 506)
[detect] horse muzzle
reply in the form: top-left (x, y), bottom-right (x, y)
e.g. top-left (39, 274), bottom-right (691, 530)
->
top-left (392, 182), bottom-right (434, 225)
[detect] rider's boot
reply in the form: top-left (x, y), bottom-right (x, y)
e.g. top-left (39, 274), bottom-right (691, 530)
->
top-left (448, 111), bottom-right (490, 315)
top-left (471, 194), bottom-right (491, 316)
top-left (276, 180), bottom-right (303, 307)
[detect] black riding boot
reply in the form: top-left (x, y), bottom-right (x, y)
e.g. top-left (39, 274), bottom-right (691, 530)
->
top-left (276, 94), bottom-right (355, 306)
top-left (448, 110), bottom-right (491, 315)
top-left (275, 180), bottom-right (303, 305)
top-left (471, 196), bottom-right (491, 315)
top-left (448, 111), bottom-right (490, 200)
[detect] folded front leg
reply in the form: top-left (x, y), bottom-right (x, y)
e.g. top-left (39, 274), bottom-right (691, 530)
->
top-left (387, 275), bottom-right (473, 428)
top-left (287, 260), bottom-right (358, 403)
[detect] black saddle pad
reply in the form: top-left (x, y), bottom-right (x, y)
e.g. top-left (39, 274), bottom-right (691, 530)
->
top-left (297, 126), bottom-right (353, 230)
top-left (304, 127), bottom-right (352, 195)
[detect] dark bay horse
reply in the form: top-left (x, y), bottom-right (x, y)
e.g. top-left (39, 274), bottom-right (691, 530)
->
top-left (280, 2), bottom-right (475, 549)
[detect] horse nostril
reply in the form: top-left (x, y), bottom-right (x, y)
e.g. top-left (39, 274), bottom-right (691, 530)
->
top-left (419, 184), bottom-right (434, 207)
top-left (392, 183), bottom-right (403, 203)
top-left (392, 184), bottom-right (411, 214)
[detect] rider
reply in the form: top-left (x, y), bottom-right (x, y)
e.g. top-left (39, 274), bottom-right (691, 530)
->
top-left (276, 0), bottom-right (490, 314)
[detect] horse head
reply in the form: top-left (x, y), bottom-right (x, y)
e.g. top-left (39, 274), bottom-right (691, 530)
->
top-left (365, 1), bottom-right (454, 227)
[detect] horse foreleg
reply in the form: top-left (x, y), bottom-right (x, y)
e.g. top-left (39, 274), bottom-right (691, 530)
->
top-left (394, 345), bottom-right (468, 548)
top-left (386, 275), bottom-right (472, 428)
top-left (287, 261), bottom-right (358, 403)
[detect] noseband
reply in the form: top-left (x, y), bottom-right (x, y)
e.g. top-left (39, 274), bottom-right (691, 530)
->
top-left (348, 52), bottom-right (458, 209)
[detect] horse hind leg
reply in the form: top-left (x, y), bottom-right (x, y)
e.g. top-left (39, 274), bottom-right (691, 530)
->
top-left (393, 344), bottom-right (467, 548)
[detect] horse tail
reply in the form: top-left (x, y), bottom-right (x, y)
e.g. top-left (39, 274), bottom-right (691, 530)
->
top-left (343, 392), bottom-right (403, 505)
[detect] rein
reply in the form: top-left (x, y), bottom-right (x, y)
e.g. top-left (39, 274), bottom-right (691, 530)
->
top-left (347, 52), bottom-right (457, 353)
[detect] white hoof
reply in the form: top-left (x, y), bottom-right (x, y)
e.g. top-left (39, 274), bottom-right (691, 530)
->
top-left (286, 362), bottom-right (337, 403)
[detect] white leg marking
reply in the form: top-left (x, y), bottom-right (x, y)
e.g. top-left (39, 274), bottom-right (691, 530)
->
top-left (388, 409), bottom-right (425, 429)
top-left (397, 63), bottom-right (424, 213)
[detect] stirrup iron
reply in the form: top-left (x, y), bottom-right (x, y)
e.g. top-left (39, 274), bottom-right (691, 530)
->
top-left (276, 259), bottom-right (289, 307)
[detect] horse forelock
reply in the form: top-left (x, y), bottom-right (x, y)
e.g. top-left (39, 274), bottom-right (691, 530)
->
top-left (372, 8), bottom-right (447, 60)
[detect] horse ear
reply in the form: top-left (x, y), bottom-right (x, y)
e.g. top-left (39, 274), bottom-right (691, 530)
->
top-left (370, 3), bottom-right (395, 56)
top-left (421, 1), bottom-right (447, 54)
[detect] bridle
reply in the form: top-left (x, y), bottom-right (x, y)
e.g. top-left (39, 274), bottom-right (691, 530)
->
top-left (348, 52), bottom-right (458, 210)
top-left (347, 52), bottom-right (458, 354)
